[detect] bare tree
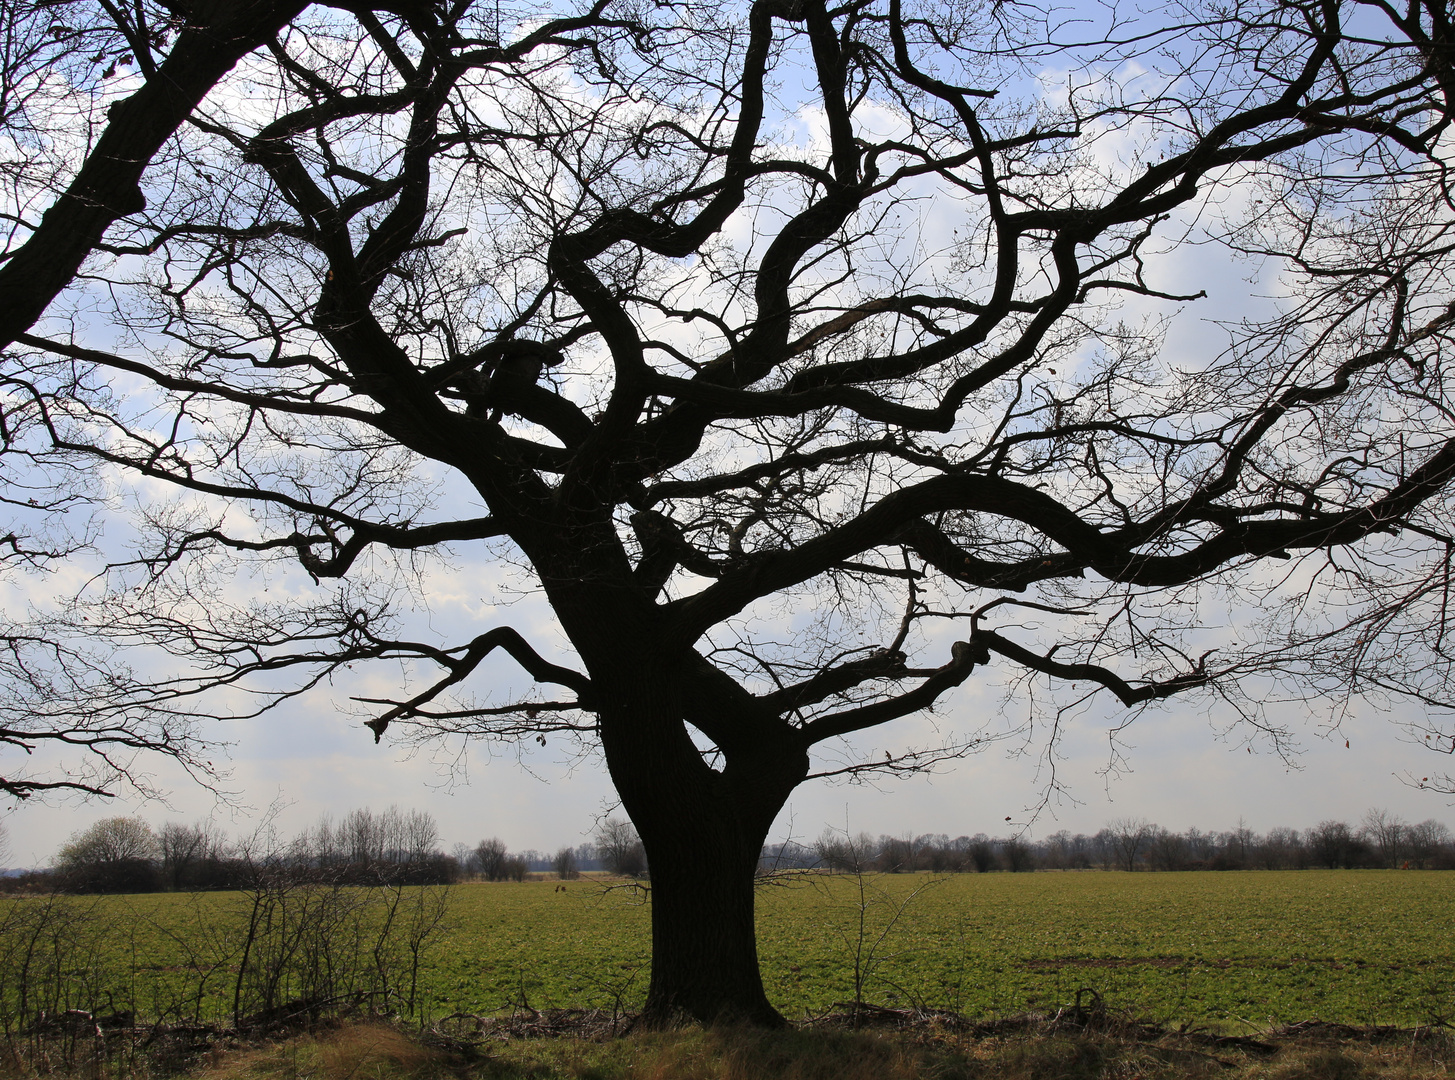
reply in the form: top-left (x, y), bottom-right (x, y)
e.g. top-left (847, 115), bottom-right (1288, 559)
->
top-left (594, 818), bottom-right (647, 878)
top-left (814, 828), bottom-right (877, 873)
top-left (1260, 827), bottom-right (1305, 871)
top-left (552, 846), bottom-right (579, 880)
top-left (4, 0), bottom-right (1455, 1023)
top-left (502, 854), bottom-right (529, 882)
top-left (473, 837), bottom-right (508, 882)
top-left (968, 835), bottom-right (996, 874)
top-left (1107, 818), bottom-right (1151, 872)
top-left (158, 819), bottom-right (227, 890)
top-left (1405, 819), bottom-right (1451, 868)
top-left (311, 815), bottom-right (343, 867)
top-left (1147, 827), bottom-right (1190, 872)
top-left (340, 808), bottom-right (386, 868)
top-left (1309, 820), bottom-right (1364, 869)
top-left (1361, 807), bottom-right (1408, 868)
top-left (0, 0), bottom-right (310, 804)
top-left (1230, 819), bottom-right (1257, 869)
top-left (1000, 836), bottom-right (1033, 873)
top-left (1041, 830), bottom-right (1083, 871)
top-left (399, 808), bottom-right (441, 865)
top-left (876, 835), bottom-right (915, 873)
top-left (57, 816), bottom-right (156, 864)
top-left (1184, 829), bottom-right (1217, 867)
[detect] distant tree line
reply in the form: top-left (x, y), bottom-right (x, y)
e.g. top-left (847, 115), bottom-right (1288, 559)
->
top-left (15, 805), bottom-right (1447, 894)
top-left (760, 808), bottom-right (1455, 875)
top-left (8, 807), bottom-right (461, 893)
top-left (8, 810), bottom-right (650, 894)
top-left (453, 818), bottom-right (646, 882)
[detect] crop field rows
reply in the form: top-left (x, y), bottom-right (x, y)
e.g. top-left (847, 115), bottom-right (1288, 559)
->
top-left (3, 870), bottom-right (1450, 1031)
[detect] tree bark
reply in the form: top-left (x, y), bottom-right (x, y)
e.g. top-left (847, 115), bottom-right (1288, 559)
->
top-left (588, 647), bottom-right (805, 1027)
top-left (525, 524), bottom-right (811, 1026)
top-left (638, 807), bottom-right (783, 1027)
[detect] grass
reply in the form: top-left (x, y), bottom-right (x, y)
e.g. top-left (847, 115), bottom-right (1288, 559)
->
top-left (5, 871), bottom-right (1452, 1031)
top-left (427, 871), bottom-right (1454, 1027)
top-left (749, 870), bottom-right (1455, 1026)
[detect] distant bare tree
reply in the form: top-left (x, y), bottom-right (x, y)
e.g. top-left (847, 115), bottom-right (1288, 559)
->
top-left (307, 815), bottom-right (342, 867)
top-left (473, 837), bottom-right (508, 882)
top-left (1040, 831), bottom-right (1071, 871)
top-left (1107, 818), bottom-right (1151, 872)
top-left (399, 809), bottom-right (440, 865)
top-left (158, 820), bottom-right (227, 889)
top-left (340, 809), bottom-right (386, 867)
top-left (1147, 827), bottom-right (1190, 872)
top-left (968, 835), bottom-right (996, 874)
top-left (1309, 820), bottom-right (1362, 869)
top-left (595, 819), bottom-right (647, 878)
top-left (289, 806), bottom-right (443, 878)
top-left (552, 846), bottom-right (579, 881)
top-left (1259, 827), bottom-right (1305, 871)
top-left (876, 835), bottom-right (915, 873)
top-left (1405, 820), bottom-right (1451, 869)
top-left (1361, 808), bottom-right (1408, 868)
top-left (814, 828), bottom-right (876, 873)
top-left (1184, 829), bottom-right (1217, 866)
top-left (1221, 819), bottom-right (1258, 870)
top-left (59, 816), bottom-right (157, 865)
top-left (917, 834), bottom-right (957, 874)
top-left (1000, 837), bottom-right (1033, 873)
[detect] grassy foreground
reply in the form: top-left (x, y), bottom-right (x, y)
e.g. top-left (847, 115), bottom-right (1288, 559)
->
top-left (361, 869), bottom-right (1455, 1025)
top-left (8, 870), bottom-right (1453, 1029)
top-left (66, 1016), bottom-right (1455, 1080)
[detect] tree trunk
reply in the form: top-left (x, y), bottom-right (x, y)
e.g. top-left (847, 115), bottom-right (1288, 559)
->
top-left (534, 549), bottom-right (808, 1027)
top-left (590, 654), bottom-right (806, 1028)
top-left (639, 814), bottom-right (783, 1027)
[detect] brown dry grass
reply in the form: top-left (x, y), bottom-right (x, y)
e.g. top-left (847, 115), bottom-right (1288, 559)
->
top-left (4, 1018), bottom-right (1453, 1080)
top-left (197, 1025), bottom-right (459, 1080)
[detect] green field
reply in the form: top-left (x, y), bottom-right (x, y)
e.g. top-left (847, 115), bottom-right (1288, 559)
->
top-left (4, 871), bottom-right (1451, 1030)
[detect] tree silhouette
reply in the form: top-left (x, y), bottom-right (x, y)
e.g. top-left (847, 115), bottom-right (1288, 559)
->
top-left (3, 0), bottom-right (1455, 1024)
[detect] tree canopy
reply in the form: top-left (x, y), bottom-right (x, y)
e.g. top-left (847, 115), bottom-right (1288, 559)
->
top-left (2, 0), bottom-right (1454, 1023)
top-left (54, 816), bottom-right (161, 890)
